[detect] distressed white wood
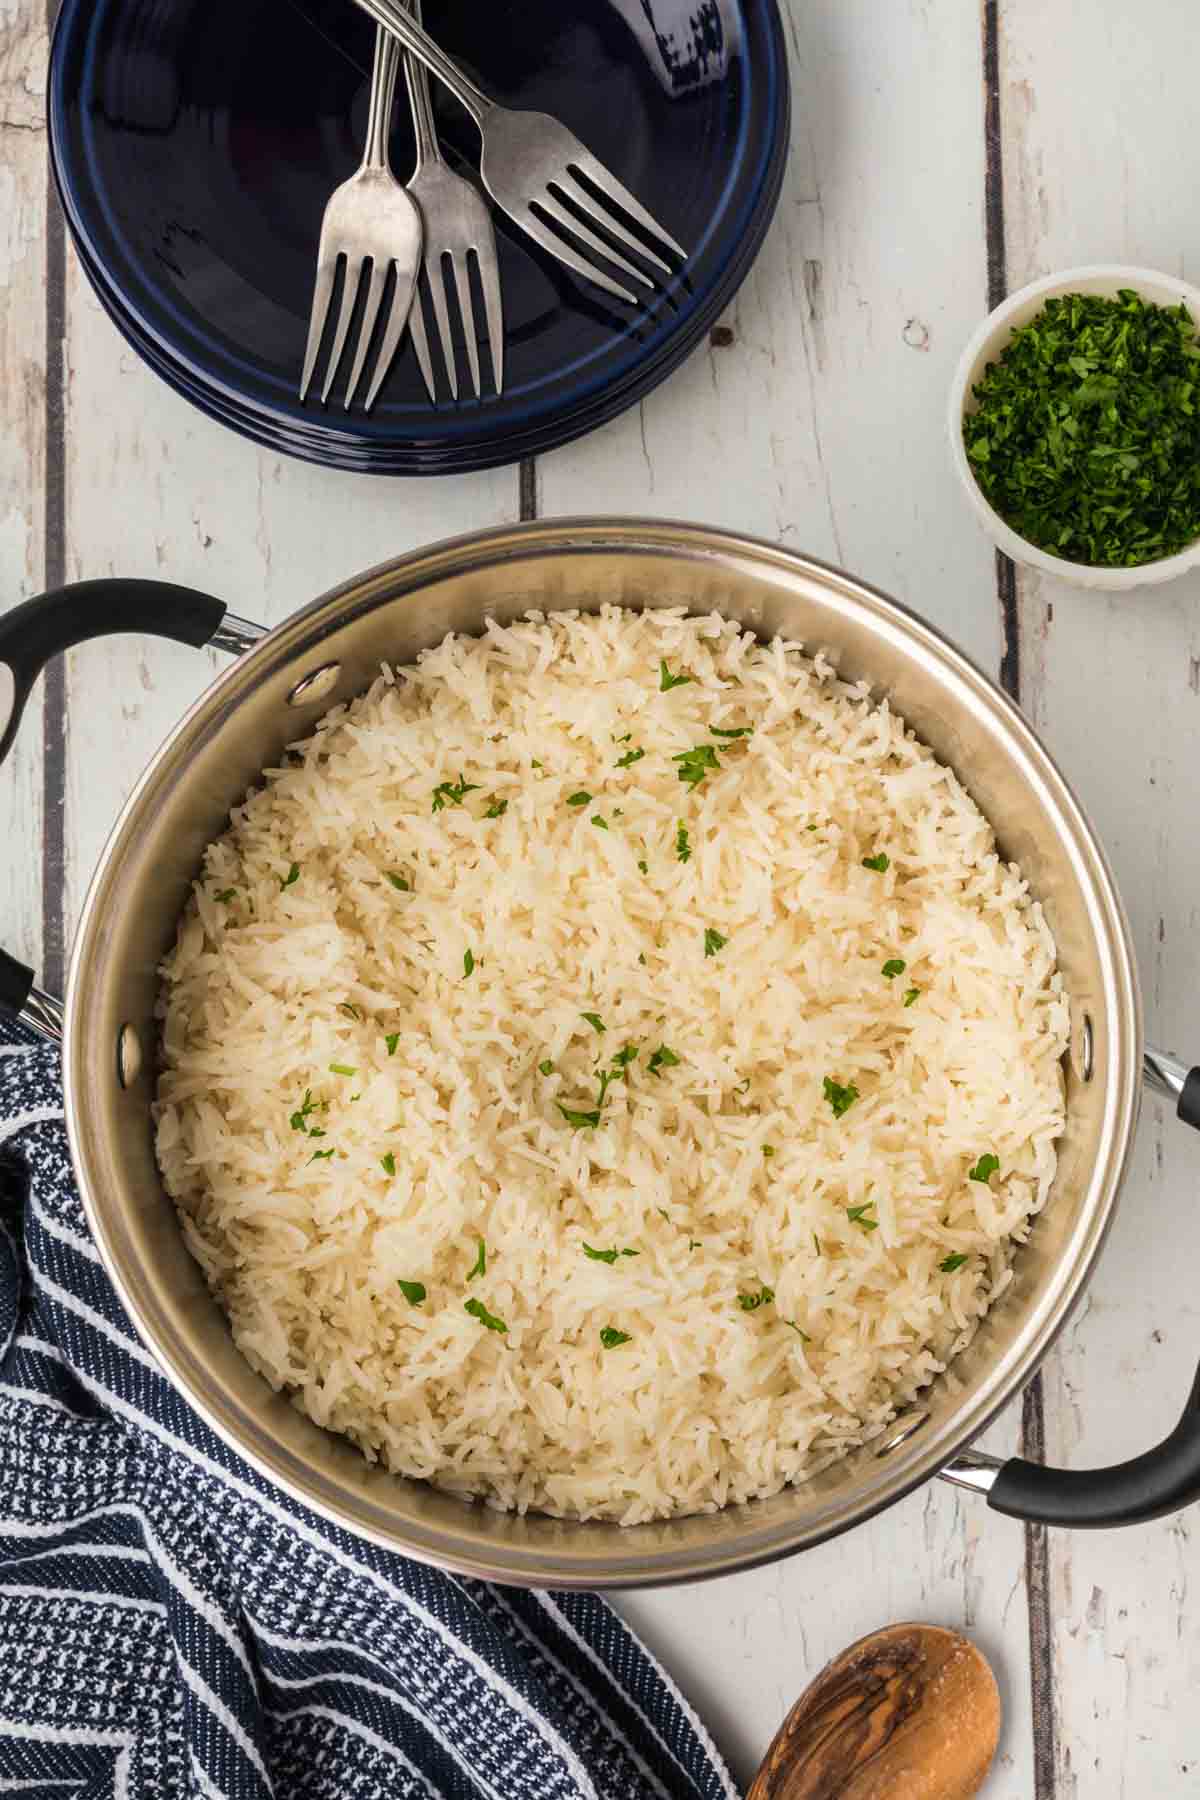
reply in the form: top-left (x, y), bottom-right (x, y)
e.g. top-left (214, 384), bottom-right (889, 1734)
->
top-left (541, 0), bottom-right (1003, 673)
top-left (0, 0), bottom-right (47, 977)
top-left (998, 3), bottom-right (1200, 1794)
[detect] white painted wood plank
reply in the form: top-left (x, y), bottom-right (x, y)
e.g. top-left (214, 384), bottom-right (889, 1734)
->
top-left (542, 1), bottom-right (1035, 1789)
top-left (0, 0), bottom-right (48, 978)
top-left (998, 2), bottom-right (1200, 1793)
top-left (58, 256), bottom-right (520, 944)
top-left (540, 0), bottom-right (1003, 673)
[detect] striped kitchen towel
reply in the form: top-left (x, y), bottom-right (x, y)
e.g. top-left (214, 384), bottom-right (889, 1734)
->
top-left (0, 1018), bottom-right (737, 1800)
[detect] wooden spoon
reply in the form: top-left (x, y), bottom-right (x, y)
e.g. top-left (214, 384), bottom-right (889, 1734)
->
top-left (746, 1623), bottom-right (1001, 1800)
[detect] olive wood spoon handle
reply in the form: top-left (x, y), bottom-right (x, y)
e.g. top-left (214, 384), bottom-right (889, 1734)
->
top-left (747, 1623), bottom-right (1001, 1800)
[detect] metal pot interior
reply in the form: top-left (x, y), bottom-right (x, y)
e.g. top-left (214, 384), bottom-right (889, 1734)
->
top-left (63, 520), bottom-right (1140, 1586)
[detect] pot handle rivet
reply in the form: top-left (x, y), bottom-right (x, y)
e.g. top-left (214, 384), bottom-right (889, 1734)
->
top-left (1073, 1011), bottom-right (1094, 1083)
top-left (875, 1410), bottom-right (931, 1457)
top-left (287, 663), bottom-right (341, 707)
top-left (117, 1023), bottom-right (143, 1089)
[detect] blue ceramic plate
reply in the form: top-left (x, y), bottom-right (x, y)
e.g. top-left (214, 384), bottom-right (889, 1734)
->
top-left (50, 0), bottom-right (788, 475)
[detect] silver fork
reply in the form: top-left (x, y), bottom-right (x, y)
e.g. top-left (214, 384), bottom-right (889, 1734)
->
top-left (299, 26), bottom-right (423, 407)
top-left (367, 0), bottom-right (503, 407)
top-left (350, 0), bottom-right (686, 307)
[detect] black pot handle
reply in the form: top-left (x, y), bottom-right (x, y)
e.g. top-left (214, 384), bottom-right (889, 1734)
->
top-left (944, 1048), bottom-right (1200, 1526)
top-left (982, 1365), bottom-right (1200, 1528)
top-left (0, 949), bottom-right (33, 1018)
top-left (0, 579), bottom-right (230, 768)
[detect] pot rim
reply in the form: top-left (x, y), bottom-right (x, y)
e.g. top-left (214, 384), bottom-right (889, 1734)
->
top-left (61, 517), bottom-right (1142, 1585)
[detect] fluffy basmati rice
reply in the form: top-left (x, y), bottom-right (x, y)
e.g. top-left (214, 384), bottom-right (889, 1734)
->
top-left (155, 608), bottom-right (1068, 1524)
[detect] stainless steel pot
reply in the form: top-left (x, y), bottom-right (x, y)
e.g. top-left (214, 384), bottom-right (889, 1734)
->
top-left (3, 518), bottom-right (1200, 1588)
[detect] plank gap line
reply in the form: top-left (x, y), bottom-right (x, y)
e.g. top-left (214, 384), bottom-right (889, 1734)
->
top-left (41, 18), bottom-right (68, 999)
top-left (519, 458), bottom-right (538, 522)
top-left (983, 0), bottom-right (1057, 1792)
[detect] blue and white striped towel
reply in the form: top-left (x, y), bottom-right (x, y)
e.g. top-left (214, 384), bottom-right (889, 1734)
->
top-left (0, 1018), bottom-right (738, 1800)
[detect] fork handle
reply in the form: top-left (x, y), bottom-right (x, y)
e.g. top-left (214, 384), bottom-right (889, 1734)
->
top-left (362, 24), bottom-right (402, 172)
top-left (350, 0), bottom-right (491, 129)
top-left (401, 0), bottom-right (441, 169)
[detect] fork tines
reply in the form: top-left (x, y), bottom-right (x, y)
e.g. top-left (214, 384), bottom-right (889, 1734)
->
top-left (301, 255), bottom-right (414, 408)
top-left (523, 158), bottom-right (686, 306)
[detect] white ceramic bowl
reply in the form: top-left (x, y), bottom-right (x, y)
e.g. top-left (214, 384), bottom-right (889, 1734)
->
top-left (948, 264), bottom-right (1200, 591)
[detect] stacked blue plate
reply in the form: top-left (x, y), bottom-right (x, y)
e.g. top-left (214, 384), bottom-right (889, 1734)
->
top-left (49, 0), bottom-right (789, 475)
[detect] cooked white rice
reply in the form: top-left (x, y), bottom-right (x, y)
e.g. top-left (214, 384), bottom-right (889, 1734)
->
top-left (155, 607), bottom-right (1068, 1524)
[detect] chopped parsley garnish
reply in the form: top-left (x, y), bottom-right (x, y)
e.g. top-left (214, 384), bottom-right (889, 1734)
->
top-left (213, 888), bottom-right (236, 904)
top-left (823, 1076), bottom-right (859, 1118)
top-left (329, 1063), bottom-right (357, 1077)
top-left (615, 746), bottom-right (645, 769)
top-left (380, 1152), bottom-right (396, 1176)
top-left (847, 1204), bottom-right (878, 1231)
top-left (659, 660), bottom-right (694, 691)
top-left (339, 1002), bottom-right (362, 1020)
top-left (591, 815), bottom-right (609, 830)
top-left (962, 289), bottom-right (1200, 568)
top-left (785, 1321), bottom-right (811, 1342)
top-left (904, 988), bottom-right (921, 1007)
top-left (557, 1102), bottom-right (602, 1130)
top-left (881, 959), bottom-right (906, 980)
top-left (467, 1239), bottom-right (487, 1281)
top-left (280, 862), bottom-right (300, 890)
top-left (647, 1045), bottom-right (680, 1077)
top-left (308, 1148), bottom-right (335, 1163)
top-left (531, 759), bottom-right (544, 770)
top-left (638, 952), bottom-right (647, 965)
top-left (599, 1327), bottom-right (632, 1348)
top-left (595, 1068), bottom-right (619, 1108)
top-left (583, 1244), bottom-right (639, 1264)
top-left (485, 798), bottom-right (508, 818)
top-left (675, 822), bottom-right (691, 863)
top-left (673, 744), bottom-right (721, 790)
top-left (711, 725), bottom-right (753, 739)
top-left (638, 859), bottom-right (649, 874)
top-left (385, 1032), bottom-right (400, 1056)
top-left (611, 1045), bottom-right (638, 1076)
top-left (385, 871), bottom-right (410, 891)
top-left (464, 1297), bottom-right (507, 1333)
top-left (813, 1233), bottom-right (821, 1255)
top-left (762, 1145), bottom-right (776, 1158)
top-left (538, 1059), bottom-right (555, 1077)
top-left (290, 1090), bottom-right (320, 1133)
top-left (737, 1286), bottom-right (775, 1312)
top-left (432, 775), bottom-right (480, 813)
top-left (581, 1012), bottom-right (606, 1034)
top-left (463, 949), bottom-right (476, 978)
top-left (397, 1279), bottom-right (426, 1305)
top-left (969, 1153), bottom-right (1000, 1183)
top-left (567, 791), bottom-right (592, 808)
top-left (703, 927), bottom-right (727, 958)
top-left (940, 1253), bottom-right (970, 1273)
top-left (615, 733), bottom-right (632, 743)
top-left (861, 853), bottom-right (890, 873)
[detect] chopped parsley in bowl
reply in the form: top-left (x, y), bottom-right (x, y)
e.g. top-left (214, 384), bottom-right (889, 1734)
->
top-left (949, 266), bottom-right (1200, 590)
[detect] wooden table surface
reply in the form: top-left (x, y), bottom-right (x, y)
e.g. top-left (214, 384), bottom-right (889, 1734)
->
top-left (3, 1), bottom-right (1198, 1792)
